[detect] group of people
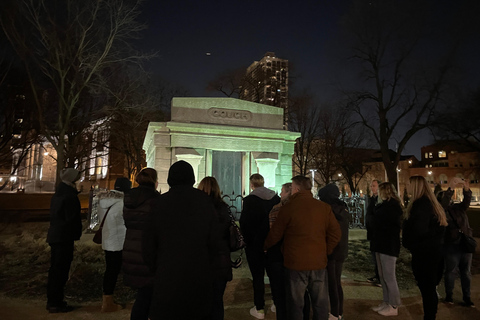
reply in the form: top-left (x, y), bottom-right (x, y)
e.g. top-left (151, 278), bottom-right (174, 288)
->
top-left (45, 164), bottom-right (475, 320)
top-left (241, 174), bottom-right (347, 320)
top-left (46, 161), bottom-right (234, 320)
top-left (365, 176), bottom-right (475, 320)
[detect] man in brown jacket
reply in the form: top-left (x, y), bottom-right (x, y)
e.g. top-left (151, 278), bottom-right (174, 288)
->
top-left (264, 176), bottom-right (341, 320)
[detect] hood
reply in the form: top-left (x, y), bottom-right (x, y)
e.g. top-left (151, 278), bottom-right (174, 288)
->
top-left (99, 190), bottom-right (124, 209)
top-left (250, 186), bottom-right (277, 200)
top-left (124, 185), bottom-right (157, 209)
top-left (317, 183), bottom-right (340, 205)
top-left (167, 160), bottom-right (195, 187)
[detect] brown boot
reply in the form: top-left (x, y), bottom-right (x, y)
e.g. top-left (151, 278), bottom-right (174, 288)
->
top-left (101, 295), bottom-right (123, 312)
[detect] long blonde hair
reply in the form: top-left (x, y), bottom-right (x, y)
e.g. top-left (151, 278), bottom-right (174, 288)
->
top-left (378, 182), bottom-right (403, 207)
top-left (405, 176), bottom-right (447, 226)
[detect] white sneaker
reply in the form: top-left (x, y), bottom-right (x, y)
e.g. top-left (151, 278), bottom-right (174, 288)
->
top-left (271, 304), bottom-right (276, 313)
top-left (250, 306), bottom-right (265, 319)
top-left (372, 301), bottom-right (388, 312)
top-left (328, 313), bottom-right (339, 320)
top-left (378, 304), bottom-right (398, 316)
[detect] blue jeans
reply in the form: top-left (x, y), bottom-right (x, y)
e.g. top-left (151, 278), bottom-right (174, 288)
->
top-left (444, 251), bottom-right (472, 301)
top-left (286, 268), bottom-right (328, 320)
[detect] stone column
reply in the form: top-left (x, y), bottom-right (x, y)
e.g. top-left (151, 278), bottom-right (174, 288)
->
top-left (254, 156), bottom-right (280, 189)
top-left (175, 154), bottom-right (204, 187)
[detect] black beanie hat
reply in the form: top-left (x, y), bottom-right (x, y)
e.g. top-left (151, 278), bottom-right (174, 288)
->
top-left (317, 183), bottom-right (340, 204)
top-left (167, 160), bottom-right (195, 187)
top-left (114, 177), bottom-right (132, 193)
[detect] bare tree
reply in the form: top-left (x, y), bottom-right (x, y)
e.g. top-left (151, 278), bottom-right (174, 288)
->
top-left (0, 0), bottom-right (152, 184)
top-left (432, 87), bottom-right (480, 150)
top-left (206, 67), bottom-right (247, 98)
top-left (0, 57), bottom-right (40, 190)
top-left (288, 93), bottom-right (321, 176)
top-left (339, 0), bottom-right (476, 187)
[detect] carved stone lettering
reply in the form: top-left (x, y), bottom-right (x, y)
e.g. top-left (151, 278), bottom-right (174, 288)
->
top-left (208, 108), bottom-right (252, 121)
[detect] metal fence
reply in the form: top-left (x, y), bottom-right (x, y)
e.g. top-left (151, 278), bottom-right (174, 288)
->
top-left (340, 194), bottom-right (367, 229)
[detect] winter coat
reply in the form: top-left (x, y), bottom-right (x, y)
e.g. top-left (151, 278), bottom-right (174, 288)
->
top-left (264, 190), bottom-right (341, 271)
top-left (443, 188), bottom-right (472, 253)
top-left (240, 186), bottom-right (280, 252)
top-left (317, 183), bottom-right (349, 262)
top-left (370, 198), bottom-right (403, 257)
top-left (122, 185), bottom-right (160, 288)
top-left (365, 195), bottom-right (378, 241)
top-left (212, 200), bottom-right (233, 282)
top-left (47, 182), bottom-right (82, 244)
top-left (402, 196), bottom-right (445, 255)
top-left (142, 185), bottom-right (221, 320)
top-left (98, 190), bottom-right (126, 252)
top-left (327, 199), bottom-right (350, 262)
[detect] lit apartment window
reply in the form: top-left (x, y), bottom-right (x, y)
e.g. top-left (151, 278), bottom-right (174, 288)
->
top-left (429, 152), bottom-right (433, 158)
top-left (425, 152), bottom-right (428, 159)
top-left (438, 150), bottom-right (446, 158)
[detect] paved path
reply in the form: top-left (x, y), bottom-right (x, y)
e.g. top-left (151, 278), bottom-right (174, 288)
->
top-left (1, 230), bottom-right (479, 320)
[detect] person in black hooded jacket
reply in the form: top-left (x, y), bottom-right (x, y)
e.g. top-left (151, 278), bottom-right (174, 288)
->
top-left (122, 168), bottom-right (160, 320)
top-left (46, 168), bottom-right (82, 313)
top-left (317, 183), bottom-right (349, 320)
top-left (142, 160), bottom-right (221, 320)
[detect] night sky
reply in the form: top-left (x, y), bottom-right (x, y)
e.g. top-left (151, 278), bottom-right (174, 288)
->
top-left (138, 0), bottom-right (350, 97)
top-left (136, 0), bottom-right (479, 158)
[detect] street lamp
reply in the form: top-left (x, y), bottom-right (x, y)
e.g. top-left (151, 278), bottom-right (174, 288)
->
top-left (309, 169), bottom-right (317, 187)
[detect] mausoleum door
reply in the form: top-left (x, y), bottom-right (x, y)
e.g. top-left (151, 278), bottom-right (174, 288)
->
top-left (212, 151), bottom-right (243, 219)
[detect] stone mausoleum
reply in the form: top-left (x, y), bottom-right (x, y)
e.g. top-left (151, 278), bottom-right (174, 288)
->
top-left (143, 97), bottom-right (300, 205)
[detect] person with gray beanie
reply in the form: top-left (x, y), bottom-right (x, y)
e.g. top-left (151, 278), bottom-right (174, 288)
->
top-left (46, 168), bottom-right (82, 313)
top-left (143, 160), bottom-right (222, 320)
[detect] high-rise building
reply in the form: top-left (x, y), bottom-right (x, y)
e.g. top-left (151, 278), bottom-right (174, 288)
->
top-left (240, 52), bottom-right (288, 127)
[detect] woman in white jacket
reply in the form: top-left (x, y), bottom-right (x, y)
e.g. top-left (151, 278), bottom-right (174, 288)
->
top-left (97, 177), bottom-right (131, 312)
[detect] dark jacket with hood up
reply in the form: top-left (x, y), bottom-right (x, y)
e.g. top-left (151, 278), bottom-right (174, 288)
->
top-left (142, 160), bottom-right (221, 320)
top-left (318, 184), bottom-right (349, 262)
top-left (240, 186), bottom-right (280, 252)
top-left (47, 182), bottom-right (82, 244)
top-left (122, 184), bottom-right (160, 288)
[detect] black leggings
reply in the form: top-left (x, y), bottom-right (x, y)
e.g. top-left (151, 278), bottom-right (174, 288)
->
top-left (103, 250), bottom-right (122, 295)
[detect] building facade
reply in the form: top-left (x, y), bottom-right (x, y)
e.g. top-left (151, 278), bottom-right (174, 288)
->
top-left (240, 52), bottom-right (289, 127)
top-left (143, 98), bottom-right (300, 206)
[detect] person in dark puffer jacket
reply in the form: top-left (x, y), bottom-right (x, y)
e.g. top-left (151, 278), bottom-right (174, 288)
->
top-left (46, 168), bottom-right (82, 314)
top-left (318, 183), bottom-right (349, 320)
top-left (122, 168), bottom-right (160, 320)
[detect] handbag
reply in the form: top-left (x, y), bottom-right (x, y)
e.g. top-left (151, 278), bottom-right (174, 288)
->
top-left (447, 210), bottom-right (477, 253)
top-left (228, 210), bottom-right (246, 252)
top-left (459, 231), bottom-right (477, 253)
top-left (93, 205), bottom-right (113, 244)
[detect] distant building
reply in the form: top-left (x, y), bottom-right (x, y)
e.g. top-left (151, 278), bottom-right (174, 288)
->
top-left (409, 140), bottom-right (480, 202)
top-left (240, 52), bottom-right (289, 127)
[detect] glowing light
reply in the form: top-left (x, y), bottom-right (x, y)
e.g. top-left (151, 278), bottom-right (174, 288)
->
top-left (428, 171), bottom-right (432, 175)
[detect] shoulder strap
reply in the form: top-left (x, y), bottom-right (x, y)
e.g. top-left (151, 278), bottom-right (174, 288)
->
top-left (99, 205), bottom-right (113, 229)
